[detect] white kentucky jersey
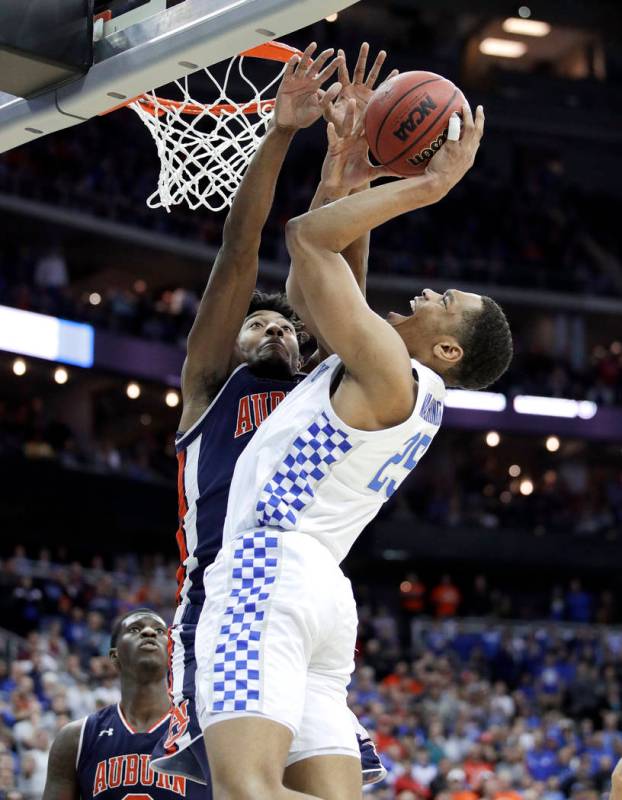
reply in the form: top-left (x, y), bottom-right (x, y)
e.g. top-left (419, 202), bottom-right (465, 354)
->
top-left (223, 354), bottom-right (446, 562)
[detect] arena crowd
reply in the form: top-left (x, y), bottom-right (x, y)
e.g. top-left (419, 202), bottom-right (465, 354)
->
top-left (0, 549), bottom-right (621, 799)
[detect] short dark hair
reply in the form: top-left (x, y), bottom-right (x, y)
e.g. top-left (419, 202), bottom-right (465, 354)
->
top-left (246, 290), bottom-right (307, 342)
top-left (448, 296), bottom-right (513, 390)
top-left (246, 291), bottom-right (296, 322)
top-left (110, 608), bottom-right (162, 648)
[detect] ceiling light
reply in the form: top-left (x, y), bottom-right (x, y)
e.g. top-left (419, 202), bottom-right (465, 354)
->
top-left (12, 358), bottom-right (27, 376)
top-left (513, 395), bottom-right (597, 419)
top-left (89, 292), bottom-right (101, 306)
top-left (518, 6), bottom-right (531, 18)
top-left (54, 367), bottom-right (68, 384)
top-left (126, 382), bottom-right (141, 400)
top-left (486, 431), bottom-right (500, 447)
top-left (519, 479), bottom-right (534, 496)
top-left (325, 12), bottom-right (338, 22)
top-left (479, 38), bottom-right (528, 58)
top-left (502, 17), bottom-right (551, 36)
top-left (165, 390), bottom-right (180, 408)
top-left (545, 436), bottom-right (560, 452)
top-left (509, 464), bottom-right (521, 477)
top-left (445, 390), bottom-right (506, 412)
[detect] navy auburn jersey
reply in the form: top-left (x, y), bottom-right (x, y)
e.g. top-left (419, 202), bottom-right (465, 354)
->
top-left (76, 704), bottom-right (205, 798)
top-left (174, 364), bottom-right (302, 606)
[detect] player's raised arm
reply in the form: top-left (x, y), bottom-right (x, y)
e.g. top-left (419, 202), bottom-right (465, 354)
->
top-left (180, 43), bottom-right (342, 431)
top-left (286, 103), bottom-right (484, 425)
top-left (42, 719), bottom-right (83, 800)
top-left (287, 44), bottom-right (396, 357)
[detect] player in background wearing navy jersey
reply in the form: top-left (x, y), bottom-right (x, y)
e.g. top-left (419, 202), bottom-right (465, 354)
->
top-left (150, 44), bottom-right (393, 787)
top-left (42, 609), bottom-right (205, 800)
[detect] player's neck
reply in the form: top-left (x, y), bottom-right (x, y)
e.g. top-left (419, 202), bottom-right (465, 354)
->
top-left (119, 677), bottom-right (170, 732)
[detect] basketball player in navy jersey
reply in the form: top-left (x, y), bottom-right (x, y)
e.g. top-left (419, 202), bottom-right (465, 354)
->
top-left (42, 609), bottom-right (205, 800)
top-left (150, 44), bottom-right (391, 788)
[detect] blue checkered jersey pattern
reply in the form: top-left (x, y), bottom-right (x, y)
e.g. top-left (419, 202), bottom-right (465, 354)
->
top-left (223, 355), bottom-right (446, 564)
top-left (174, 365), bottom-right (301, 607)
top-left (256, 411), bottom-right (353, 529)
top-left (210, 531), bottom-right (280, 713)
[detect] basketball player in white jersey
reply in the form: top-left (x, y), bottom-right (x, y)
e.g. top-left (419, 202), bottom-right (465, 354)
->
top-left (194, 100), bottom-right (513, 800)
top-left (156, 44), bottom-right (392, 792)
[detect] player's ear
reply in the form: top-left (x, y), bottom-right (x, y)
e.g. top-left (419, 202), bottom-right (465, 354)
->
top-left (432, 338), bottom-right (463, 366)
top-left (109, 647), bottom-right (119, 669)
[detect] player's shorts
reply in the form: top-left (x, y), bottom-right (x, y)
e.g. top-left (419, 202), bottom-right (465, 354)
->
top-left (195, 529), bottom-right (360, 765)
top-left (151, 602), bottom-right (211, 784)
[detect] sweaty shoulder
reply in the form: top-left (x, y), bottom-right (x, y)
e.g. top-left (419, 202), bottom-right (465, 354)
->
top-left (178, 363), bottom-right (251, 435)
top-left (51, 718), bottom-right (84, 763)
top-left (42, 719), bottom-right (84, 799)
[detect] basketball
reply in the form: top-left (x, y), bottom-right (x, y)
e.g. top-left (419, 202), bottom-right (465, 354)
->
top-left (364, 71), bottom-right (466, 176)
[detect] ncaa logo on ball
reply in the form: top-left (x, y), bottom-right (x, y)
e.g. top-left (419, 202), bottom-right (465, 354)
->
top-left (406, 129), bottom-right (448, 168)
top-left (392, 94), bottom-right (438, 142)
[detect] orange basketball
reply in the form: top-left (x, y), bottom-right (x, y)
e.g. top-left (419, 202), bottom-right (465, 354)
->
top-left (364, 71), bottom-right (466, 176)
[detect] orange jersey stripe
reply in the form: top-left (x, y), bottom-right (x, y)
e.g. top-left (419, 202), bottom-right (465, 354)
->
top-left (175, 450), bottom-right (189, 604)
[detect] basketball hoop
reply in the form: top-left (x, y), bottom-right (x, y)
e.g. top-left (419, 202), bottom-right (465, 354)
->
top-left (107, 41), bottom-right (300, 213)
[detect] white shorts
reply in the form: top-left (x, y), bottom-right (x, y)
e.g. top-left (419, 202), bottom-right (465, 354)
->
top-left (194, 530), bottom-right (359, 763)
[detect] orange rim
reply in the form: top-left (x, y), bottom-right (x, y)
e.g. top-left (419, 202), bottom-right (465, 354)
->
top-left (101, 41), bottom-right (301, 117)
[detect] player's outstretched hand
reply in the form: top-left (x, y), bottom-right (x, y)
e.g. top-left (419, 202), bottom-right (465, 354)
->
top-left (273, 43), bottom-right (343, 132)
top-left (424, 102), bottom-right (485, 194)
top-left (321, 99), bottom-right (394, 193)
top-left (325, 42), bottom-right (398, 135)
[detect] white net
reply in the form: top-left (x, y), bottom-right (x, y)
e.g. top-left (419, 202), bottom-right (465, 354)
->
top-left (129, 52), bottom-right (289, 213)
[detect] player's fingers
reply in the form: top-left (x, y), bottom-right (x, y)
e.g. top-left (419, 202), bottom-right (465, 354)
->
top-left (365, 50), bottom-right (387, 88)
top-left (353, 42), bottom-right (370, 84)
top-left (474, 104), bottom-right (485, 139)
top-left (462, 100), bottom-right (474, 134)
top-left (337, 49), bottom-right (350, 86)
top-left (315, 55), bottom-right (344, 86)
top-left (326, 121), bottom-right (338, 147)
top-left (306, 48), bottom-right (334, 79)
top-left (386, 68), bottom-right (399, 81)
top-left (353, 115), bottom-right (365, 138)
top-left (283, 54), bottom-right (300, 79)
top-left (295, 42), bottom-right (317, 76)
top-left (323, 99), bottom-right (339, 125)
top-left (321, 82), bottom-right (343, 111)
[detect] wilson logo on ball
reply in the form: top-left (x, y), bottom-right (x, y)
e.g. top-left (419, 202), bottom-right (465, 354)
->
top-left (406, 129), bottom-right (448, 168)
top-left (392, 94), bottom-right (438, 142)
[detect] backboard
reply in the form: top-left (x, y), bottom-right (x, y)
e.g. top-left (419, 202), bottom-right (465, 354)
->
top-left (0, 0), bottom-right (360, 154)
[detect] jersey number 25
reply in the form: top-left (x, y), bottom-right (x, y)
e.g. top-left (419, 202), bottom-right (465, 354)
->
top-left (368, 433), bottom-right (432, 499)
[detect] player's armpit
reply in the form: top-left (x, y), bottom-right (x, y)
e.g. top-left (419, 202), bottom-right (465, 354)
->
top-left (42, 719), bottom-right (84, 800)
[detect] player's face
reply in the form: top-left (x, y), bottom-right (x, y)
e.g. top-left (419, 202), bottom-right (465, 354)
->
top-left (111, 613), bottom-right (168, 677)
top-left (387, 288), bottom-right (483, 368)
top-left (387, 288), bottom-right (483, 329)
top-left (236, 310), bottom-right (300, 377)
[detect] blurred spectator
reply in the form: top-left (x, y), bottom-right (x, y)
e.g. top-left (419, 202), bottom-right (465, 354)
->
top-left (32, 247), bottom-right (68, 292)
top-left (430, 576), bottom-right (462, 619)
top-left (565, 580), bottom-right (593, 624)
top-left (401, 574), bottom-right (427, 616)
